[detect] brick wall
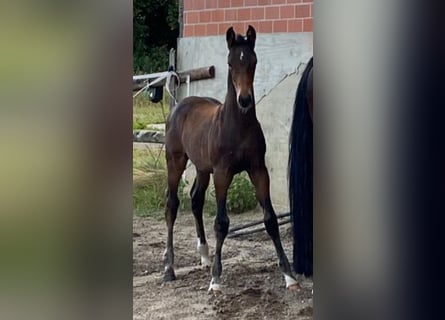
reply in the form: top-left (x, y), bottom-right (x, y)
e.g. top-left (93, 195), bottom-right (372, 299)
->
top-left (183, 0), bottom-right (313, 37)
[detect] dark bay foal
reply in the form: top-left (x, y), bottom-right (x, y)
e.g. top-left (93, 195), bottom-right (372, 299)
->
top-left (163, 25), bottom-right (299, 292)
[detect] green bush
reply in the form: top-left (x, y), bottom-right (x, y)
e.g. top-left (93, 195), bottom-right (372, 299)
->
top-left (226, 173), bottom-right (257, 214)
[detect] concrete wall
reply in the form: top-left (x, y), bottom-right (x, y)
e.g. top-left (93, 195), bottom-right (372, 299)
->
top-left (177, 32), bottom-right (312, 210)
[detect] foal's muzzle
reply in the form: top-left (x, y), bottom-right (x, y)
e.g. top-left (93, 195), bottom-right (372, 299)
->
top-left (238, 94), bottom-right (253, 111)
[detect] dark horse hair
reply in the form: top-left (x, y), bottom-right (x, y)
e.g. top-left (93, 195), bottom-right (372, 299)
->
top-left (289, 57), bottom-right (313, 277)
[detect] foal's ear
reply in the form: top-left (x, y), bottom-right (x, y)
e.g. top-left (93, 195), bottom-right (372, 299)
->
top-left (246, 25), bottom-right (256, 50)
top-left (226, 27), bottom-right (236, 49)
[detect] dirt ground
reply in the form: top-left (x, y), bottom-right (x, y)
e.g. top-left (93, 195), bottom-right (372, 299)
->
top-left (133, 209), bottom-right (313, 319)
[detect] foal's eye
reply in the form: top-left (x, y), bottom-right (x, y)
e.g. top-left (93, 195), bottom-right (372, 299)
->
top-left (228, 63), bottom-right (232, 69)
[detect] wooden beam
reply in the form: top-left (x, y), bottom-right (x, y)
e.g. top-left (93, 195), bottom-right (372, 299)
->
top-left (133, 65), bottom-right (215, 91)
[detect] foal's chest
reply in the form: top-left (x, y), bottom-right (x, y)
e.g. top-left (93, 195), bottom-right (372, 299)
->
top-left (215, 136), bottom-right (265, 170)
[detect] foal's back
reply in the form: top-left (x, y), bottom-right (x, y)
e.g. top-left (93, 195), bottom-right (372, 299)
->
top-left (166, 96), bottom-right (222, 170)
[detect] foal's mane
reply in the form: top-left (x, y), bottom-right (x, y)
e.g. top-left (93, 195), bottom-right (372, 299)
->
top-left (233, 35), bottom-right (251, 47)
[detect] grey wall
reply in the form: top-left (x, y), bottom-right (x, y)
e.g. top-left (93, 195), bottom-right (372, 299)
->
top-left (177, 32), bottom-right (312, 210)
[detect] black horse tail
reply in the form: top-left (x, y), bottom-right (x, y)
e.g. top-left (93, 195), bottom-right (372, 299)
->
top-left (288, 57), bottom-right (313, 277)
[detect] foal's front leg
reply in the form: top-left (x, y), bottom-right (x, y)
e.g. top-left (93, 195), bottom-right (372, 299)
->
top-left (248, 166), bottom-right (300, 290)
top-left (209, 170), bottom-right (233, 292)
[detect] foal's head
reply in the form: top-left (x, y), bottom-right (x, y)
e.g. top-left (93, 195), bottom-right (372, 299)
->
top-left (226, 25), bottom-right (257, 113)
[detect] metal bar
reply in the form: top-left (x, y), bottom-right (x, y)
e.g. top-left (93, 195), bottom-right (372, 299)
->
top-left (133, 71), bottom-right (170, 81)
top-left (227, 219), bottom-right (291, 238)
top-left (228, 212), bottom-right (290, 233)
top-left (169, 48), bottom-right (176, 110)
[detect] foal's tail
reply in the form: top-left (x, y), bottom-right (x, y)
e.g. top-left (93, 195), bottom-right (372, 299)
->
top-left (288, 57), bottom-right (313, 277)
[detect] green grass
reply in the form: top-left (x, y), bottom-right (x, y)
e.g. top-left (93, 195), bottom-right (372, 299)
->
top-left (133, 147), bottom-right (191, 219)
top-left (133, 147), bottom-right (217, 218)
top-left (133, 94), bottom-right (170, 129)
top-left (132, 93), bottom-right (170, 218)
top-left (133, 146), bottom-right (256, 218)
top-left (133, 147), bottom-right (167, 219)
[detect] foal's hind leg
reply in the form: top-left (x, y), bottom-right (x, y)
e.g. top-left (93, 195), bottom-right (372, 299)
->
top-left (248, 166), bottom-right (300, 290)
top-left (163, 153), bottom-right (188, 282)
top-left (190, 170), bottom-right (211, 267)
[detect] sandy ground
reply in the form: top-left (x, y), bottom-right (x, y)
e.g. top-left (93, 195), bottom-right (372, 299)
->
top-left (133, 209), bottom-right (313, 319)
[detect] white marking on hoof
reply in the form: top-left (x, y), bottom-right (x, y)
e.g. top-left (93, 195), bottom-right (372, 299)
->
top-left (208, 278), bottom-right (222, 293)
top-left (240, 51), bottom-right (244, 61)
top-left (284, 274), bottom-right (300, 289)
top-left (197, 239), bottom-right (211, 267)
top-left (201, 256), bottom-right (211, 268)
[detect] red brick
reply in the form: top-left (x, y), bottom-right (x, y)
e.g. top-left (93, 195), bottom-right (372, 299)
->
top-left (251, 7), bottom-right (265, 19)
top-left (232, 22), bottom-right (245, 34)
top-left (206, 23), bottom-right (219, 35)
top-left (186, 11), bottom-right (199, 24)
top-left (295, 4), bottom-right (310, 17)
top-left (218, 0), bottom-right (231, 8)
top-left (287, 0), bottom-right (302, 3)
top-left (184, 0), bottom-right (193, 10)
top-left (303, 18), bottom-right (312, 31)
top-left (258, 0), bottom-right (271, 5)
top-left (194, 0), bottom-right (206, 10)
top-left (287, 19), bottom-right (303, 32)
top-left (259, 20), bottom-right (273, 33)
top-left (194, 24), bottom-right (206, 36)
top-left (225, 9), bottom-right (237, 21)
top-left (231, 0), bottom-right (244, 7)
top-left (280, 5), bottom-right (295, 18)
top-left (245, 0), bottom-right (258, 5)
top-left (265, 6), bottom-right (279, 19)
top-left (183, 25), bottom-right (194, 37)
top-left (206, 0), bottom-right (218, 9)
top-left (272, 0), bottom-right (286, 4)
top-left (273, 20), bottom-right (287, 32)
top-left (200, 11), bottom-right (211, 23)
top-left (245, 22), bottom-right (258, 30)
top-left (211, 9), bottom-right (225, 22)
top-left (238, 8), bottom-right (251, 21)
top-left (219, 22), bottom-right (233, 35)
top-left (302, 0), bottom-right (312, 2)
top-left (309, 3), bottom-right (313, 16)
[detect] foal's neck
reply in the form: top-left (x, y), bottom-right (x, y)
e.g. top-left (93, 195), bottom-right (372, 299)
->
top-left (222, 73), bottom-right (257, 125)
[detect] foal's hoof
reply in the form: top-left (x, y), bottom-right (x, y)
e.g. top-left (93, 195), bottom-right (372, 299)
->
top-left (208, 279), bottom-right (222, 294)
top-left (164, 268), bottom-right (176, 282)
top-left (208, 286), bottom-right (223, 295)
top-left (287, 283), bottom-right (302, 291)
top-left (201, 257), bottom-right (211, 269)
top-left (284, 274), bottom-right (301, 291)
top-left (197, 243), bottom-right (211, 268)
